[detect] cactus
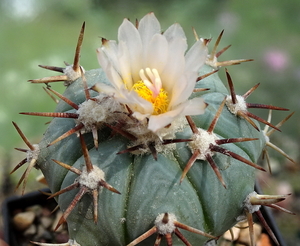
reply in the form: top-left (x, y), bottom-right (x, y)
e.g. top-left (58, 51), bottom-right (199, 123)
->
top-left (12, 13), bottom-right (295, 246)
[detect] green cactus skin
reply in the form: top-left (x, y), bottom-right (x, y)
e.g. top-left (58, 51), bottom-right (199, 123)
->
top-left (34, 64), bottom-right (266, 246)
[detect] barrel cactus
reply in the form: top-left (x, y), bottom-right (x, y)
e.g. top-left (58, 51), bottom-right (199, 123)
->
top-left (12, 13), bottom-right (295, 246)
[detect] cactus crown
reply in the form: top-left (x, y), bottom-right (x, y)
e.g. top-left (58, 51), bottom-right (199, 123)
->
top-left (12, 13), bottom-right (295, 246)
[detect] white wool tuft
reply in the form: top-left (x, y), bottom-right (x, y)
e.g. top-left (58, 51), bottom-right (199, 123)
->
top-left (188, 128), bottom-right (218, 160)
top-left (78, 165), bottom-right (105, 190)
top-left (225, 95), bottom-right (247, 115)
top-left (154, 213), bottom-right (177, 235)
top-left (63, 65), bottom-right (85, 82)
top-left (76, 94), bottom-right (124, 131)
top-left (243, 191), bottom-right (261, 213)
top-left (27, 144), bottom-right (40, 162)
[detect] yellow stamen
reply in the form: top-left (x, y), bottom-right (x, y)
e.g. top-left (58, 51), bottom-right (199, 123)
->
top-left (132, 80), bottom-right (169, 115)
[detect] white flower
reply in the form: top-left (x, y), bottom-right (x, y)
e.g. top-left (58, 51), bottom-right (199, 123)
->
top-left (96, 13), bottom-right (208, 132)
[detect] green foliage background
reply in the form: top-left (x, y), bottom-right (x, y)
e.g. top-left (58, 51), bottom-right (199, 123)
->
top-left (0, 0), bottom-right (299, 244)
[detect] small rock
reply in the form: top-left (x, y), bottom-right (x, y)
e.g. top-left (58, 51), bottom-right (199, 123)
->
top-left (12, 211), bottom-right (35, 231)
top-left (40, 217), bottom-right (53, 229)
top-left (41, 230), bottom-right (53, 242)
top-left (42, 207), bottom-right (52, 217)
top-left (55, 232), bottom-right (69, 243)
top-left (33, 224), bottom-right (53, 242)
top-left (52, 211), bottom-right (64, 232)
top-left (23, 224), bottom-right (37, 236)
top-left (36, 224), bottom-right (46, 239)
top-left (32, 231), bottom-right (53, 243)
top-left (223, 227), bottom-right (240, 241)
top-left (26, 205), bottom-right (43, 217)
top-left (257, 233), bottom-right (272, 246)
top-left (237, 223), bottom-right (262, 246)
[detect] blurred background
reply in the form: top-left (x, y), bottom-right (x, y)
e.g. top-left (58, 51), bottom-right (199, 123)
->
top-left (0, 0), bottom-right (299, 244)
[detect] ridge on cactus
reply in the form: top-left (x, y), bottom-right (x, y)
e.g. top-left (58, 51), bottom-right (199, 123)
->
top-left (12, 12), bottom-right (296, 246)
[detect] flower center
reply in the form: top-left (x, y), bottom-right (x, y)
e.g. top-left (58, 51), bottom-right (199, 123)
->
top-left (131, 68), bottom-right (169, 115)
top-left (132, 81), bottom-right (169, 115)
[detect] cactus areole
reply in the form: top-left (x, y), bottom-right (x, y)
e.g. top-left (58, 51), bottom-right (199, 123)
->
top-left (14, 13), bottom-right (294, 246)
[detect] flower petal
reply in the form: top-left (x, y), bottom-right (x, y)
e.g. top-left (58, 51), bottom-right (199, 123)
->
top-left (118, 18), bottom-right (142, 82)
top-left (171, 71), bottom-right (199, 105)
top-left (167, 40), bottom-right (207, 107)
top-left (146, 34), bottom-right (169, 73)
top-left (92, 82), bottom-right (116, 95)
top-left (114, 87), bottom-right (153, 115)
top-left (163, 23), bottom-right (186, 42)
top-left (106, 62), bottom-right (124, 90)
top-left (132, 111), bottom-right (151, 121)
top-left (177, 97), bottom-right (207, 115)
top-left (138, 13), bottom-right (161, 43)
top-left (138, 13), bottom-right (161, 65)
top-left (185, 39), bottom-right (208, 72)
top-left (97, 40), bottom-right (119, 73)
top-left (161, 37), bottom-right (187, 94)
top-left (117, 41), bottom-right (134, 89)
top-left (148, 97), bottom-right (206, 132)
top-left (148, 111), bottom-right (182, 133)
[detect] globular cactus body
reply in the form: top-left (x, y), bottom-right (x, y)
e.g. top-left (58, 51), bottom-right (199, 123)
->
top-left (36, 66), bottom-right (264, 245)
top-left (13, 13), bottom-right (294, 246)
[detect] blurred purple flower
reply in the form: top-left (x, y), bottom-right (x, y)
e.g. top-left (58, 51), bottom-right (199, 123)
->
top-left (263, 49), bottom-right (289, 72)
